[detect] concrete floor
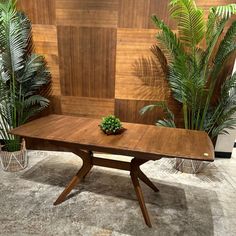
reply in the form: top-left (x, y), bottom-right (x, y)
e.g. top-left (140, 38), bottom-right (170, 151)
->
top-left (0, 150), bottom-right (236, 236)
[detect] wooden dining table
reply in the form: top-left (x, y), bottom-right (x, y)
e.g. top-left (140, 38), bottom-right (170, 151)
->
top-left (10, 114), bottom-right (214, 227)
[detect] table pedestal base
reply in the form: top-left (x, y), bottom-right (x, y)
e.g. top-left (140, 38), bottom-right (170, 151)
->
top-left (54, 149), bottom-right (159, 227)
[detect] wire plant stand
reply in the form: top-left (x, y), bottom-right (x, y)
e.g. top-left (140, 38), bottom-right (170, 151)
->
top-left (0, 139), bottom-right (28, 172)
top-left (175, 158), bottom-right (209, 174)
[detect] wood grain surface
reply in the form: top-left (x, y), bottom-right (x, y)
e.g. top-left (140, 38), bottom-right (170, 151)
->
top-left (18, 0), bottom-right (56, 25)
top-left (61, 96), bottom-right (114, 118)
top-left (115, 28), bottom-right (170, 101)
top-left (56, 0), bottom-right (119, 27)
top-left (58, 26), bottom-right (116, 98)
top-left (115, 99), bottom-right (183, 126)
top-left (16, 0), bottom-right (235, 125)
top-left (11, 115), bottom-right (214, 161)
top-left (32, 25), bottom-right (60, 96)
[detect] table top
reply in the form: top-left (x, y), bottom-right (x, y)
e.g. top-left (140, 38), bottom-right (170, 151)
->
top-left (10, 115), bottom-right (214, 161)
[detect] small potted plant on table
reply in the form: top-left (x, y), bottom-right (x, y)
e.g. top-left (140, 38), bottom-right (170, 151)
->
top-left (0, 0), bottom-right (51, 172)
top-left (100, 115), bottom-right (125, 135)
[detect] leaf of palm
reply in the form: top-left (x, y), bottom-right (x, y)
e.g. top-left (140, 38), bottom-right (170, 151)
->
top-left (212, 21), bottom-right (236, 79)
top-left (0, 7), bottom-right (25, 73)
top-left (215, 4), bottom-right (236, 19)
top-left (170, 0), bottom-right (205, 48)
top-left (151, 15), bottom-right (185, 62)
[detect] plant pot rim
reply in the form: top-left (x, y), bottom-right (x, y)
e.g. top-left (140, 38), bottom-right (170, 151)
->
top-left (100, 127), bottom-right (127, 135)
top-left (0, 139), bottom-right (26, 152)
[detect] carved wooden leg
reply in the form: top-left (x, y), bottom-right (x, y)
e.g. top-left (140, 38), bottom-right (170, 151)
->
top-left (54, 149), bottom-right (93, 205)
top-left (130, 158), bottom-right (152, 228)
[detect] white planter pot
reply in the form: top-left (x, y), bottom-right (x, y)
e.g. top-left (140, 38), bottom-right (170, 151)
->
top-left (215, 129), bottom-right (236, 158)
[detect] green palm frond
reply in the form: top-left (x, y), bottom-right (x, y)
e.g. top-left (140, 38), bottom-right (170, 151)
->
top-left (204, 73), bottom-right (236, 138)
top-left (19, 106), bottom-right (46, 125)
top-left (215, 4), bottom-right (236, 19)
top-left (151, 15), bottom-right (185, 61)
top-left (211, 118), bottom-right (236, 139)
top-left (206, 8), bottom-right (224, 47)
top-left (23, 95), bottom-right (49, 108)
top-left (0, 3), bottom-right (24, 73)
top-left (140, 101), bottom-right (176, 128)
top-left (201, 18), bottom-right (226, 75)
top-left (0, 0), bottom-right (51, 151)
top-left (18, 54), bottom-right (49, 83)
top-left (142, 0), bottom-right (236, 140)
top-left (170, 0), bottom-right (205, 48)
top-left (17, 11), bottom-right (33, 54)
top-left (212, 21), bottom-right (236, 79)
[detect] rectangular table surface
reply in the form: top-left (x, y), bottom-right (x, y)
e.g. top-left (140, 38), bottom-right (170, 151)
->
top-left (10, 115), bottom-right (214, 161)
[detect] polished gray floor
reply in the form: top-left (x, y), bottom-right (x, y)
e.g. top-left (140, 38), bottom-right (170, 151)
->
top-left (0, 150), bottom-right (236, 236)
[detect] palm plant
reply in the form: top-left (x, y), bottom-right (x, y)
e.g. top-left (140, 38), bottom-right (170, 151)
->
top-left (0, 0), bottom-right (51, 152)
top-left (140, 0), bottom-right (236, 141)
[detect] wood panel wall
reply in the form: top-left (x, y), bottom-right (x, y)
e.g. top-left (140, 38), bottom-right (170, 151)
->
top-left (17, 0), bottom-right (235, 125)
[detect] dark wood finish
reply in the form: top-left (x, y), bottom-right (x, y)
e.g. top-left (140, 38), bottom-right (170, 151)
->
top-left (149, 0), bottom-right (177, 29)
top-left (18, 0), bottom-right (56, 25)
top-left (17, 0), bottom-right (235, 123)
top-left (130, 158), bottom-right (152, 227)
top-left (10, 114), bottom-right (214, 227)
top-left (52, 148), bottom-right (157, 226)
top-left (92, 157), bottom-right (131, 171)
top-left (61, 96), bottom-right (114, 118)
top-left (11, 115), bottom-right (214, 161)
top-left (136, 162), bottom-right (159, 192)
top-left (17, 136), bottom-right (159, 227)
top-left (58, 26), bottom-right (116, 98)
top-left (56, 0), bottom-right (119, 27)
top-left (115, 99), bottom-right (183, 126)
top-left (118, 0), bottom-right (150, 28)
top-left (32, 25), bottom-right (60, 96)
top-left (115, 28), bottom-right (167, 101)
top-left (54, 149), bottom-right (93, 205)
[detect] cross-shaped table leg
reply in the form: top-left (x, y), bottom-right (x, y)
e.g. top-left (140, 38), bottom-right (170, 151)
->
top-left (54, 149), bottom-right (93, 205)
top-left (130, 158), bottom-right (157, 228)
top-left (53, 150), bottom-right (159, 227)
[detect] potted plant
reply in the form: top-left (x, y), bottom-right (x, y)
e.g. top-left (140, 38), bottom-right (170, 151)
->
top-left (140, 0), bottom-right (236, 173)
top-left (100, 115), bottom-right (124, 135)
top-left (0, 0), bottom-right (51, 172)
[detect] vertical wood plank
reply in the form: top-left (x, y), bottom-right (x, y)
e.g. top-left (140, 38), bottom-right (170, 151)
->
top-left (32, 25), bottom-right (61, 96)
top-left (115, 99), bottom-right (183, 126)
top-left (16, 0), bottom-right (236, 125)
top-left (118, 0), bottom-right (151, 28)
top-left (17, 0), bottom-right (56, 25)
top-left (58, 26), bottom-right (116, 98)
top-left (115, 28), bottom-right (171, 101)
